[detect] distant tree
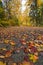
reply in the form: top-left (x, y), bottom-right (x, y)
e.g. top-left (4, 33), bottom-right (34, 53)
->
top-left (2, 0), bottom-right (12, 19)
top-left (40, 4), bottom-right (43, 26)
top-left (29, 0), bottom-right (39, 26)
top-left (0, 0), bottom-right (4, 19)
top-left (29, 0), bottom-right (43, 26)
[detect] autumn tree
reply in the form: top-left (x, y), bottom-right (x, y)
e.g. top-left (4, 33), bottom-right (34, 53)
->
top-left (1, 0), bottom-right (21, 26)
top-left (2, 0), bottom-right (12, 19)
top-left (29, 0), bottom-right (39, 26)
top-left (9, 0), bottom-right (21, 25)
top-left (40, 4), bottom-right (43, 26)
top-left (0, 0), bottom-right (4, 20)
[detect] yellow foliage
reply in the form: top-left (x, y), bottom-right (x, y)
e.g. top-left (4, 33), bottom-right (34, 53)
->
top-left (38, 0), bottom-right (43, 5)
top-left (4, 39), bottom-right (9, 44)
top-left (0, 62), bottom-right (6, 65)
top-left (29, 54), bottom-right (38, 63)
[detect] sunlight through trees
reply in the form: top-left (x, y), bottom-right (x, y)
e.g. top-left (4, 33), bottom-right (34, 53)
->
top-left (0, 0), bottom-right (43, 26)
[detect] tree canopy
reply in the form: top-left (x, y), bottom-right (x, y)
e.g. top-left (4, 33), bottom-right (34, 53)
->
top-left (0, 0), bottom-right (43, 26)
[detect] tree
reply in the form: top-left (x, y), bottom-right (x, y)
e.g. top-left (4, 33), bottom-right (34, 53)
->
top-left (0, 0), bottom-right (4, 20)
top-left (9, 0), bottom-right (21, 25)
top-left (40, 4), bottom-right (43, 26)
top-left (1, 0), bottom-right (20, 26)
top-left (29, 0), bottom-right (39, 26)
top-left (2, 0), bottom-right (12, 19)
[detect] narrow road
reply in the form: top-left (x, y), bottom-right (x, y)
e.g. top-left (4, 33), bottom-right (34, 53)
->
top-left (0, 26), bottom-right (43, 65)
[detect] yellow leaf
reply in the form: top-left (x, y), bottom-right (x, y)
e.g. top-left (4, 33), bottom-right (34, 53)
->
top-left (0, 61), bottom-right (6, 65)
top-left (4, 39), bottom-right (9, 44)
top-left (29, 54), bottom-right (38, 63)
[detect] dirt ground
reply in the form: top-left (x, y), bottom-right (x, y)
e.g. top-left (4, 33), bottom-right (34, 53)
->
top-left (0, 26), bottom-right (43, 65)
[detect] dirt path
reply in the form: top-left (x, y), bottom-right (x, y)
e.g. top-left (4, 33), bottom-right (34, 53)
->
top-left (0, 26), bottom-right (43, 65)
